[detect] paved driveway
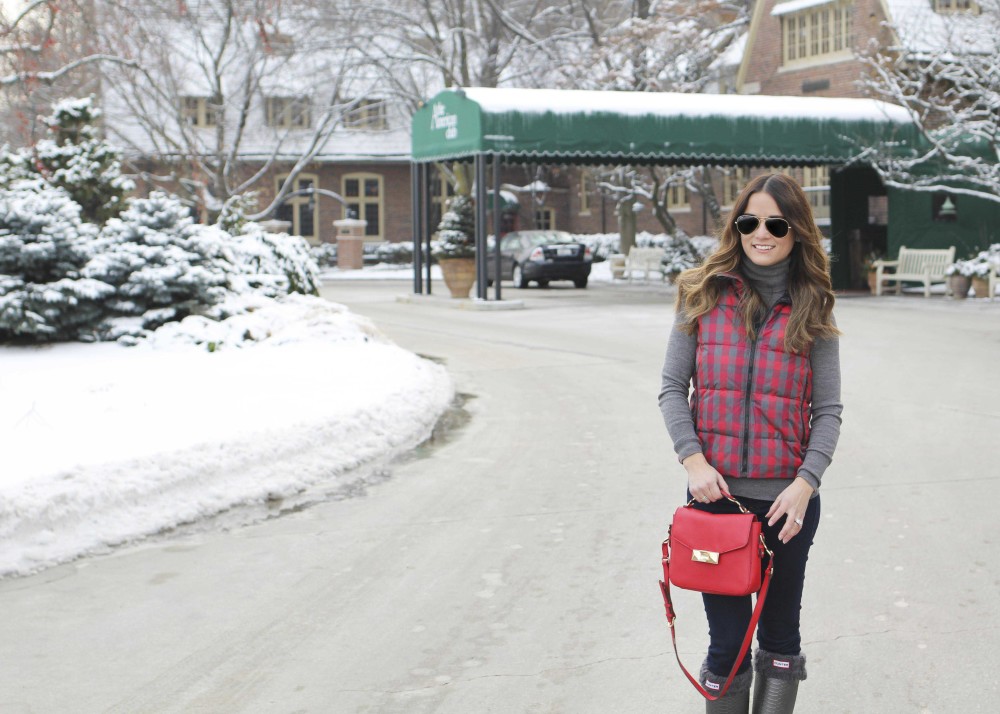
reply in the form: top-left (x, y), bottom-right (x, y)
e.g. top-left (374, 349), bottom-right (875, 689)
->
top-left (1, 280), bottom-right (998, 713)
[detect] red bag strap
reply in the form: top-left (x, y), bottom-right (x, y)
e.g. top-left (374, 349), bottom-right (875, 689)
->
top-left (659, 492), bottom-right (774, 701)
top-left (659, 562), bottom-right (772, 700)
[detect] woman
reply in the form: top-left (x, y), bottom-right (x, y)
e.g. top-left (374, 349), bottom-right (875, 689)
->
top-left (658, 173), bottom-right (842, 714)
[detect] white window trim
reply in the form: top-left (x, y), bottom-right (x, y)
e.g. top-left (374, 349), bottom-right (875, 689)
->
top-left (777, 51), bottom-right (853, 73)
top-left (578, 171), bottom-right (593, 216)
top-left (276, 172), bottom-right (319, 242)
top-left (342, 172), bottom-right (385, 241)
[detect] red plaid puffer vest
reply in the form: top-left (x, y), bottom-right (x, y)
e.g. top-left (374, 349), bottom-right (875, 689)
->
top-left (691, 279), bottom-right (812, 480)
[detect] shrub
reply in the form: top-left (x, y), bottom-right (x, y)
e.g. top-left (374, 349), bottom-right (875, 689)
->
top-left (0, 183), bottom-right (111, 341)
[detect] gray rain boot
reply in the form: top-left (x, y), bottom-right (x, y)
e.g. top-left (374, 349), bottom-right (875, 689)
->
top-left (751, 649), bottom-right (806, 714)
top-left (701, 660), bottom-right (752, 714)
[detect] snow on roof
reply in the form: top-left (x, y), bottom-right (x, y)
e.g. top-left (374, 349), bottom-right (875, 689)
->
top-left (460, 87), bottom-right (912, 125)
top-left (771, 0), bottom-right (837, 17)
top-left (881, 0), bottom-right (995, 54)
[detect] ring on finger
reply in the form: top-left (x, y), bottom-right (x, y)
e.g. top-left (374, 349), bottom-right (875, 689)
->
top-left (794, 517), bottom-right (804, 526)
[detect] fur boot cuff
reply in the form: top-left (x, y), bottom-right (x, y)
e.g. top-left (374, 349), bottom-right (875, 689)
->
top-left (753, 648), bottom-right (807, 681)
top-left (700, 659), bottom-right (754, 695)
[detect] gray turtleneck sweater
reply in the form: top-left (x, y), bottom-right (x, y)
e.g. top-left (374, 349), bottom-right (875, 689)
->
top-left (658, 256), bottom-right (843, 501)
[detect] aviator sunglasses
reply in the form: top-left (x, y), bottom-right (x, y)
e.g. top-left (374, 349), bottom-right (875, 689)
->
top-left (734, 214), bottom-right (790, 238)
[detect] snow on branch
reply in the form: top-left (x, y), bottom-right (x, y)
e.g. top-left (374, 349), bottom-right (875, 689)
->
top-left (1, 54), bottom-right (139, 87)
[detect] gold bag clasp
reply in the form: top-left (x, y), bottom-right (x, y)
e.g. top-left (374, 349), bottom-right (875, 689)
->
top-left (691, 550), bottom-right (719, 565)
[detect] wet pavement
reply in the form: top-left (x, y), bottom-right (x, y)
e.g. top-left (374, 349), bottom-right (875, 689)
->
top-left (0, 279), bottom-right (998, 712)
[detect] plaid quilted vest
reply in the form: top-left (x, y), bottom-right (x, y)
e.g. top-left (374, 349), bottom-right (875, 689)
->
top-left (691, 278), bottom-right (812, 480)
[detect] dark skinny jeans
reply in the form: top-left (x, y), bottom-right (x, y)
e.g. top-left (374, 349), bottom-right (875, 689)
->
top-left (688, 492), bottom-right (821, 676)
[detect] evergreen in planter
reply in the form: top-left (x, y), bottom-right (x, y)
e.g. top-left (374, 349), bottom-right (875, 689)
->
top-left (434, 195), bottom-right (476, 259)
top-left (433, 195), bottom-right (476, 297)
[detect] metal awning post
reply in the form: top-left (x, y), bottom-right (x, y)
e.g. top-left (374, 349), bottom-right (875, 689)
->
top-left (474, 153), bottom-right (488, 300)
top-left (411, 162), bottom-right (423, 294)
top-left (421, 162), bottom-right (432, 294)
top-left (493, 154), bottom-right (502, 301)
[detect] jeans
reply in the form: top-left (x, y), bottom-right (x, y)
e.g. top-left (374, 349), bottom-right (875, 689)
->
top-left (688, 492), bottom-right (821, 676)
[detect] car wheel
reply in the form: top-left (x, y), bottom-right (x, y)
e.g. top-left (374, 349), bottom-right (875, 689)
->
top-left (512, 263), bottom-right (528, 288)
top-left (574, 277), bottom-right (588, 288)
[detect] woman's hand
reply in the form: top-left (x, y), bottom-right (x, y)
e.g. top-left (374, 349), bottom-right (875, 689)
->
top-left (683, 453), bottom-right (728, 503)
top-left (767, 477), bottom-right (815, 543)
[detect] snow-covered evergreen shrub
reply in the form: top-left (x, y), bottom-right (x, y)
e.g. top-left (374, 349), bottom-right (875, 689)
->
top-left (229, 222), bottom-right (320, 297)
top-left (85, 192), bottom-right (238, 332)
top-left (311, 242), bottom-right (338, 267)
top-left (375, 241), bottom-right (414, 265)
top-left (0, 98), bottom-right (133, 224)
top-left (0, 183), bottom-right (113, 341)
top-left (216, 192), bottom-right (258, 235)
top-left (433, 195), bottom-right (475, 259)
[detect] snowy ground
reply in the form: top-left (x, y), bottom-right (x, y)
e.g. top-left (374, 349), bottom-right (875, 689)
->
top-left (0, 294), bottom-right (453, 578)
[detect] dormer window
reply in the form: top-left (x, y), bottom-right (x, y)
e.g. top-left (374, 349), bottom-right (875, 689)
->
top-left (344, 98), bottom-right (388, 130)
top-left (932, 0), bottom-right (979, 13)
top-left (181, 96), bottom-right (220, 128)
top-left (266, 96), bottom-right (310, 129)
top-left (264, 32), bottom-right (295, 55)
top-left (774, 1), bottom-right (853, 67)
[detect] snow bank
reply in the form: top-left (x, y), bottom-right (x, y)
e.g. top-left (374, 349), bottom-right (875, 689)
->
top-left (0, 295), bottom-right (454, 577)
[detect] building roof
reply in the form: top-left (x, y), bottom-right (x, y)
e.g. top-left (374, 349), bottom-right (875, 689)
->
top-left (880, 0), bottom-right (995, 55)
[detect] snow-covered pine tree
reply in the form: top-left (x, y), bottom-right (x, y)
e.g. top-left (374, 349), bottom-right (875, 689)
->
top-left (87, 192), bottom-right (238, 332)
top-left (229, 223), bottom-right (321, 297)
top-left (1, 97), bottom-right (134, 224)
top-left (434, 194), bottom-right (476, 258)
top-left (0, 183), bottom-right (114, 341)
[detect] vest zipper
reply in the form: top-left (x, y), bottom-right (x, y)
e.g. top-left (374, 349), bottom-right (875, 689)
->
top-left (740, 305), bottom-right (782, 478)
top-left (740, 333), bottom-right (758, 478)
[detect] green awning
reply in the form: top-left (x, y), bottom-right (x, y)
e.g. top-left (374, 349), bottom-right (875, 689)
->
top-left (412, 87), bottom-right (921, 166)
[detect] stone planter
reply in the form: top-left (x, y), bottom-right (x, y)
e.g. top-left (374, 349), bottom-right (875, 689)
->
top-left (439, 257), bottom-right (476, 298)
top-left (948, 274), bottom-right (971, 299)
top-left (972, 276), bottom-right (990, 299)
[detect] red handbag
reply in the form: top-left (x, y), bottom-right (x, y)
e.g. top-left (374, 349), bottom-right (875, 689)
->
top-left (659, 493), bottom-right (774, 700)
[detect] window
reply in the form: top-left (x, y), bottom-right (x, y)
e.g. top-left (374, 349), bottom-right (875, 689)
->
top-left (263, 32), bottom-right (295, 55)
top-left (721, 167), bottom-right (748, 208)
top-left (344, 98), bottom-right (388, 130)
top-left (343, 172), bottom-right (384, 239)
top-left (266, 96), bottom-right (310, 129)
top-left (933, 0), bottom-right (979, 13)
top-left (534, 207), bottom-right (555, 230)
top-left (665, 172), bottom-right (690, 212)
top-left (802, 166), bottom-right (830, 221)
top-left (430, 173), bottom-right (456, 230)
top-left (579, 170), bottom-right (594, 215)
top-left (781, 2), bottom-right (852, 66)
top-left (275, 173), bottom-right (319, 242)
top-left (181, 96), bottom-right (219, 128)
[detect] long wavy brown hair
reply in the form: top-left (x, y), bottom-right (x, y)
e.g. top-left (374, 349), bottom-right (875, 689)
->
top-left (675, 172), bottom-right (840, 353)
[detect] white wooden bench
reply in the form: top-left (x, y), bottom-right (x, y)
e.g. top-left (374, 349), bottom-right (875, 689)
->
top-left (874, 245), bottom-right (955, 298)
top-left (623, 246), bottom-right (667, 281)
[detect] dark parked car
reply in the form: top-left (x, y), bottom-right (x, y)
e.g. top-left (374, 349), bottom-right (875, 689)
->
top-left (485, 230), bottom-right (593, 288)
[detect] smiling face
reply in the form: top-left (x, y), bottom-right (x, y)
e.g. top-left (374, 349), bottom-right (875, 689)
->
top-left (740, 191), bottom-right (795, 267)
